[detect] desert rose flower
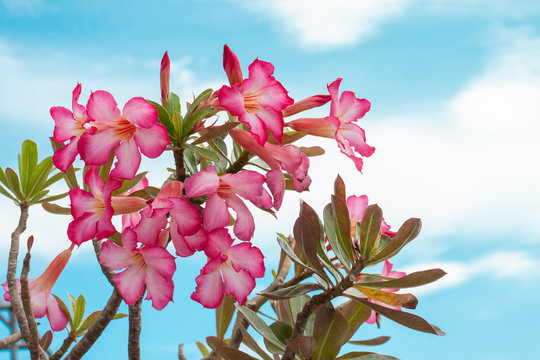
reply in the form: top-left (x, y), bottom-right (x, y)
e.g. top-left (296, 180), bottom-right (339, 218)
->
top-left (79, 90), bottom-right (170, 179)
top-left (287, 78), bottom-right (375, 172)
top-left (347, 195), bottom-right (396, 238)
top-left (3, 245), bottom-right (74, 331)
top-left (191, 228), bottom-right (264, 308)
top-left (218, 45), bottom-right (293, 145)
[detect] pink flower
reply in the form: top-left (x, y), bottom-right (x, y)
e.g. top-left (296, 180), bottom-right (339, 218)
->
top-left (191, 228), bottom-right (265, 308)
top-left (160, 51), bottom-right (170, 107)
top-left (218, 45), bottom-right (294, 145)
top-left (282, 94), bottom-right (331, 117)
top-left (229, 128), bottom-right (311, 210)
top-left (50, 83), bottom-right (93, 171)
top-left (184, 165), bottom-right (271, 241)
top-left (79, 90), bottom-right (170, 179)
top-left (287, 78), bottom-right (375, 172)
top-left (366, 260), bottom-right (406, 324)
top-left (3, 245), bottom-right (74, 331)
top-left (346, 195), bottom-right (395, 238)
top-left (99, 234), bottom-right (176, 310)
top-left (67, 167), bottom-right (147, 245)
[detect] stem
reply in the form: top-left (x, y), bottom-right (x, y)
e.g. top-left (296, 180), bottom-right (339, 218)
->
top-left (0, 332), bottom-right (21, 350)
top-left (225, 150), bottom-right (251, 174)
top-left (173, 148), bottom-right (186, 182)
top-left (6, 205), bottom-right (31, 342)
top-left (64, 289), bottom-right (123, 360)
top-left (281, 258), bottom-right (365, 360)
top-left (177, 344), bottom-right (187, 360)
top-left (128, 297), bottom-right (142, 360)
top-left (50, 337), bottom-right (74, 360)
top-left (20, 250), bottom-right (40, 360)
top-left (92, 240), bottom-right (116, 286)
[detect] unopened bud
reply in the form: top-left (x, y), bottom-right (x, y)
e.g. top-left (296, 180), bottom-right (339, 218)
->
top-left (27, 235), bottom-right (34, 252)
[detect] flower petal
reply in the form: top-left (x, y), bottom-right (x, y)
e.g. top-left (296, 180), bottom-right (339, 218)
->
top-left (220, 171), bottom-right (265, 203)
top-left (99, 240), bottom-right (137, 270)
top-left (184, 165), bottom-right (220, 197)
top-left (122, 97), bottom-right (157, 128)
top-left (134, 123), bottom-right (170, 159)
top-left (78, 128), bottom-right (120, 166)
top-left (266, 169), bottom-right (285, 210)
top-left (51, 106), bottom-right (78, 142)
top-left (46, 296), bottom-right (69, 331)
top-left (114, 264), bottom-right (146, 306)
top-left (205, 228), bottom-right (233, 258)
top-left (221, 262), bottom-right (255, 306)
top-left (145, 269), bottom-right (174, 310)
top-left (218, 85), bottom-right (245, 116)
top-left (255, 107), bottom-right (283, 143)
top-left (202, 194), bottom-right (230, 233)
top-left (110, 139), bottom-right (141, 180)
top-left (223, 44), bottom-right (243, 86)
top-left (226, 242), bottom-right (265, 278)
top-left (339, 122), bottom-right (375, 157)
top-left (53, 137), bottom-right (80, 172)
top-left (87, 90), bottom-right (121, 125)
top-left (67, 212), bottom-right (99, 245)
top-left (225, 194), bottom-right (254, 241)
top-left (346, 195), bottom-right (368, 224)
top-left (191, 268), bottom-right (224, 309)
top-left (69, 188), bottom-right (98, 219)
top-left (133, 208), bottom-right (169, 247)
top-left (168, 198), bottom-right (201, 236)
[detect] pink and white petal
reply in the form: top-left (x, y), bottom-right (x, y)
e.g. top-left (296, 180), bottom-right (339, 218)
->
top-left (67, 212), bottom-right (99, 245)
top-left (255, 107), bottom-right (284, 143)
top-left (96, 206), bottom-right (117, 240)
top-left (220, 171), bottom-right (265, 202)
top-left (202, 194), bottom-right (230, 233)
top-left (382, 260), bottom-right (406, 279)
top-left (183, 228), bottom-right (207, 253)
top-left (133, 208), bottom-right (169, 247)
top-left (244, 59), bottom-right (275, 93)
top-left (251, 188), bottom-right (273, 210)
top-left (53, 138), bottom-right (80, 172)
top-left (78, 129), bottom-right (120, 166)
top-left (221, 263), bottom-right (255, 306)
top-left (99, 240), bottom-right (137, 270)
top-left (87, 90), bottom-right (121, 125)
top-left (83, 166), bottom-right (105, 198)
top-left (144, 269), bottom-right (174, 310)
top-left (29, 286), bottom-right (48, 318)
top-left (184, 165), bottom-right (219, 197)
top-left (111, 196), bottom-right (147, 216)
top-left (168, 198), bottom-right (201, 236)
top-left (122, 97), bottom-right (157, 128)
top-left (155, 181), bottom-right (183, 201)
top-left (257, 82), bottom-right (294, 111)
top-left (229, 129), bottom-right (281, 169)
top-left (225, 194), bottom-right (255, 241)
top-left (264, 143), bottom-right (302, 173)
top-left (101, 177), bottom-right (123, 204)
top-left (266, 169), bottom-right (285, 210)
top-left (286, 117), bottom-right (335, 138)
top-left (121, 228), bottom-right (138, 251)
top-left (46, 296), bottom-right (69, 331)
top-left (346, 195), bottom-right (368, 224)
top-left (204, 228), bottom-right (233, 258)
top-left (218, 85), bottom-right (245, 116)
top-left (366, 310), bottom-right (377, 324)
top-left (114, 265), bottom-right (146, 306)
top-left (71, 83), bottom-right (85, 119)
top-left (110, 139), bottom-right (141, 180)
top-left (69, 188), bottom-right (98, 219)
top-left (170, 226), bottom-right (195, 257)
top-left (239, 112), bottom-right (267, 145)
top-left (327, 78), bottom-right (343, 116)
top-left (133, 123), bottom-right (170, 158)
top-left (122, 212), bottom-right (141, 231)
top-left (191, 269), bottom-right (224, 309)
top-left (51, 107), bottom-right (77, 142)
top-left (381, 220), bottom-right (396, 238)
top-left (226, 243), bottom-right (265, 278)
top-left (339, 123), bottom-right (375, 157)
top-left (338, 92), bottom-right (370, 124)
top-left (140, 246), bottom-right (176, 278)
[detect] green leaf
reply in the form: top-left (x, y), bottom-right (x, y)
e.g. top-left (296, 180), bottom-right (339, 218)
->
top-left (72, 295), bottom-right (86, 329)
top-left (312, 307), bottom-right (349, 360)
top-left (148, 99), bottom-right (176, 142)
top-left (29, 189), bottom-right (49, 203)
top-left (19, 140), bottom-right (38, 194)
top-left (216, 294), bottom-right (236, 339)
top-left (192, 122), bottom-right (240, 145)
top-left (42, 171), bottom-right (65, 189)
top-left (355, 287), bottom-right (418, 309)
top-left (113, 313), bottom-right (128, 320)
top-left (183, 148), bottom-right (198, 174)
top-left (165, 92), bottom-right (181, 119)
top-left (324, 196), bottom-right (354, 270)
top-left (286, 336), bottom-right (313, 359)
top-left (334, 174), bottom-right (346, 200)
top-left (367, 218), bottom-right (422, 265)
top-left (42, 202), bottom-right (72, 215)
top-left (182, 107), bottom-right (215, 140)
top-left (276, 233), bottom-right (317, 273)
top-left (77, 311), bottom-right (101, 334)
top-left (112, 172), bottom-right (148, 196)
top-left (0, 183), bottom-right (17, 202)
top-left (26, 157), bottom-right (53, 199)
top-left (196, 342), bottom-right (210, 356)
top-left (184, 143), bottom-right (219, 162)
top-left (358, 268), bottom-right (446, 289)
top-left (5, 168), bottom-right (23, 201)
top-left (336, 300), bottom-right (372, 343)
top-left (238, 325), bottom-right (274, 360)
top-left (215, 347), bottom-right (256, 360)
top-left (349, 336), bottom-right (390, 346)
top-left (172, 111), bottom-right (183, 143)
top-left (264, 321), bottom-right (292, 354)
top-left (0, 167), bottom-right (9, 188)
top-left (260, 282), bottom-right (324, 300)
top-left (36, 192), bottom-right (69, 204)
top-left (355, 298), bottom-right (445, 336)
top-left (183, 89), bottom-right (213, 119)
top-left (360, 204), bottom-right (383, 261)
top-left (52, 294), bottom-right (73, 328)
top-left (235, 305), bottom-right (286, 352)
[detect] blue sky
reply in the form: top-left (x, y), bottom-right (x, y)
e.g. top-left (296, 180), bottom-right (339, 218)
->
top-left (1, 0), bottom-right (539, 359)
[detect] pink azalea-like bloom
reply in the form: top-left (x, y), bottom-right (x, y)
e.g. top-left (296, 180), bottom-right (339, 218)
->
top-left (160, 51), bottom-right (170, 107)
top-left (346, 195), bottom-right (396, 238)
top-left (282, 94), bottom-right (331, 118)
top-left (366, 260), bottom-right (406, 324)
top-left (3, 245), bottom-right (74, 331)
top-left (287, 78), bottom-right (375, 172)
top-left (184, 165), bottom-right (272, 241)
top-left (99, 234), bottom-right (176, 310)
top-left (229, 128), bottom-right (311, 210)
top-left (67, 167), bottom-right (147, 245)
top-left (218, 45), bottom-right (294, 145)
top-left (79, 90), bottom-right (170, 180)
top-left (51, 83), bottom-right (93, 171)
top-left (191, 228), bottom-right (264, 308)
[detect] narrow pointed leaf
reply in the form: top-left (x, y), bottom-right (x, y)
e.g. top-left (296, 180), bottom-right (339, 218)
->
top-left (29, 189), bottom-right (49, 203)
top-left (20, 140), bottom-right (38, 194)
top-left (349, 336), bottom-right (390, 346)
top-left (42, 171), bottom-right (66, 190)
top-left (77, 311), bottom-right (101, 334)
top-left (112, 172), bottom-right (148, 196)
top-left (358, 269), bottom-right (447, 289)
top-left (192, 122), bottom-right (239, 145)
top-left (165, 92), bottom-right (181, 118)
top-left (367, 218), bottom-right (422, 265)
top-left (312, 307), bottom-right (349, 360)
top-left (356, 287), bottom-right (418, 309)
top-left (52, 294), bottom-right (73, 328)
top-left (0, 167), bottom-right (8, 188)
top-left (206, 336), bottom-right (228, 350)
top-left (196, 342), bottom-right (210, 356)
top-left (336, 300), bottom-right (372, 343)
top-left (148, 99), bottom-right (176, 142)
top-left (260, 282), bottom-right (324, 300)
top-left (360, 205), bottom-right (383, 261)
top-left (73, 295), bottom-right (86, 329)
top-left (184, 143), bottom-right (220, 162)
top-left (239, 325), bottom-right (273, 360)
top-left (5, 168), bottom-right (23, 201)
top-left (324, 195), bottom-right (354, 270)
top-left (216, 294), bottom-right (236, 339)
top-left (39, 330), bottom-right (53, 351)
top-left (334, 175), bottom-right (346, 201)
top-left (0, 184), bottom-right (17, 201)
top-left (356, 298), bottom-right (445, 335)
top-left (235, 305), bottom-right (285, 351)
top-left (276, 233), bottom-right (317, 273)
top-left (42, 202), bottom-right (72, 215)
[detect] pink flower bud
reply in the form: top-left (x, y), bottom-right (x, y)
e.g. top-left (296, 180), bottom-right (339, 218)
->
top-left (160, 51), bottom-right (170, 107)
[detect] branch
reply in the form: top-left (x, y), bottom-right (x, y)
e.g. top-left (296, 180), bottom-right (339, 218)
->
top-left (92, 240), bottom-right (116, 286)
top-left (173, 148), bottom-right (186, 182)
top-left (64, 289), bottom-right (123, 360)
top-left (0, 332), bottom-right (21, 350)
top-left (20, 248), bottom-right (41, 360)
top-left (281, 257), bottom-right (366, 360)
top-left (225, 150), bottom-right (251, 174)
top-left (128, 297), bottom-right (142, 360)
top-left (178, 344), bottom-right (187, 360)
top-left (50, 337), bottom-right (74, 360)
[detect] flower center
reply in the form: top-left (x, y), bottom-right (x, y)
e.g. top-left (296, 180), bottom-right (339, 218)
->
top-left (113, 116), bottom-right (137, 141)
top-left (243, 92), bottom-right (261, 113)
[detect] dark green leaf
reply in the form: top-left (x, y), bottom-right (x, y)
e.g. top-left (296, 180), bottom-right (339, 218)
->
top-left (192, 122), bottom-right (240, 145)
top-left (19, 140), bottom-right (38, 194)
top-left (356, 298), bottom-right (445, 335)
top-left (260, 282), bottom-right (324, 300)
top-left (183, 89), bottom-right (213, 119)
top-left (336, 300), bottom-right (372, 343)
top-left (367, 218), bottom-right (422, 265)
top-left (184, 143), bottom-right (220, 162)
top-left (312, 307), bottom-right (349, 360)
top-left (327, 196), bottom-right (355, 270)
top-left (349, 336), bottom-right (390, 346)
top-left (216, 294), bottom-right (236, 339)
top-left (5, 168), bottom-right (23, 201)
top-left (184, 148), bottom-right (198, 174)
top-left (360, 205), bottom-right (383, 261)
top-left (264, 321), bottom-right (292, 354)
top-left (148, 99), bottom-right (176, 142)
top-left (358, 269), bottom-right (446, 289)
top-left (238, 325), bottom-right (273, 360)
top-left (276, 233), bottom-right (317, 273)
top-left (165, 92), bottom-right (181, 118)
top-left (182, 107), bottom-right (215, 140)
top-left (235, 305), bottom-right (286, 352)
